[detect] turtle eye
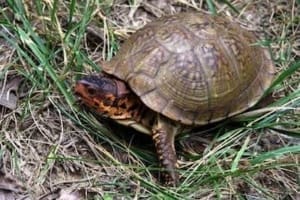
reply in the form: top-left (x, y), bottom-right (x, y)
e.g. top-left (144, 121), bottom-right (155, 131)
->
top-left (87, 87), bottom-right (97, 96)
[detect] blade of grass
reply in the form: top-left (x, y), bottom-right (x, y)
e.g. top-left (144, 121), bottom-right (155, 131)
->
top-left (38, 145), bottom-right (59, 184)
top-left (7, 0), bottom-right (75, 108)
top-left (270, 127), bottom-right (300, 137)
top-left (252, 92), bottom-right (300, 129)
top-left (266, 60), bottom-right (300, 94)
top-left (231, 135), bottom-right (250, 172)
top-left (68, 0), bottom-right (76, 24)
top-left (64, 0), bottom-right (96, 73)
top-left (206, 0), bottom-right (217, 15)
top-left (251, 145), bottom-right (300, 164)
top-left (218, 0), bottom-right (239, 14)
top-left (16, 27), bottom-right (75, 106)
top-left (50, 0), bottom-right (59, 22)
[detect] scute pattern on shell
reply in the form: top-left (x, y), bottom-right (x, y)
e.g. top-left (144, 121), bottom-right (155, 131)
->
top-left (102, 12), bottom-right (275, 125)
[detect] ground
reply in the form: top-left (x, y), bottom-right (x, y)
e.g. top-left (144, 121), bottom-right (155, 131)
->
top-left (0, 0), bottom-right (299, 199)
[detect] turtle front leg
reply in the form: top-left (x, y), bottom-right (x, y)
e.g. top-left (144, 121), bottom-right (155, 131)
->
top-left (152, 115), bottom-right (180, 186)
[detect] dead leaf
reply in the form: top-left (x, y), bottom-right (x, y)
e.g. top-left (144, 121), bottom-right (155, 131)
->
top-left (0, 76), bottom-right (23, 110)
top-left (0, 171), bottom-right (28, 200)
top-left (39, 188), bottom-right (82, 200)
top-left (57, 190), bottom-right (81, 200)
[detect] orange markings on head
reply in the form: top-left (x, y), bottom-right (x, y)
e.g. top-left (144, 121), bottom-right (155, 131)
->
top-left (74, 75), bottom-right (141, 120)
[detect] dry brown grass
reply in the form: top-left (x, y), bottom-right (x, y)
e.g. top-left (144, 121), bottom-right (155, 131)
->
top-left (0, 0), bottom-right (299, 199)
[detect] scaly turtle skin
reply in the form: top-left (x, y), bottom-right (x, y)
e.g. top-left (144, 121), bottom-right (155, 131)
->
top-left (75, 12), bottom-right (275, 186)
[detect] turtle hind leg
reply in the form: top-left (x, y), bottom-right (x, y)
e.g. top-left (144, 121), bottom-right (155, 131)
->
top-left (152, 115), bottom-right (180, 186)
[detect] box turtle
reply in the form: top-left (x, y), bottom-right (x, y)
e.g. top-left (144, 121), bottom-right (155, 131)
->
top-left (75, 12), bottom-right (275, 185)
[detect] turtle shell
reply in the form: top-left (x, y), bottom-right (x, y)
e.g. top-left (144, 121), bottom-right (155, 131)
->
top-left (102, 12), bottom-right (275, 125)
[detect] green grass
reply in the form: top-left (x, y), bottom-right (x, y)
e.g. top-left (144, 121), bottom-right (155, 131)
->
top-left (0, 0), bottom-right (299, 199)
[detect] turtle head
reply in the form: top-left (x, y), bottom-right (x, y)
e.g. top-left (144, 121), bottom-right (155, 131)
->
top-left (74, 74), bottom-right (137, 119)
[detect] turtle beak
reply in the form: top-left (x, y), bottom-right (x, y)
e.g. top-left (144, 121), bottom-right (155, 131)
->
top-left (74, 80), bottom-right (87, 99)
